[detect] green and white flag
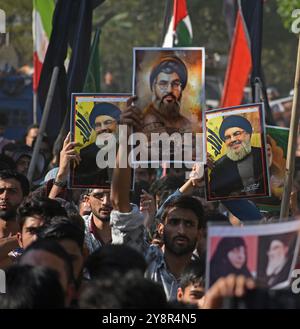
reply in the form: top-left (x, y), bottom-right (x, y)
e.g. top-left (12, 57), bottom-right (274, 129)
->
top-left (162, 0), bottom-right (193, 47)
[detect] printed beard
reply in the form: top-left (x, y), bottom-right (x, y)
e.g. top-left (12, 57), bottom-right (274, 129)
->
top-left (156, 94), bottom-right (181, 120)
top-left (226, 140), bottom-right (252, 161)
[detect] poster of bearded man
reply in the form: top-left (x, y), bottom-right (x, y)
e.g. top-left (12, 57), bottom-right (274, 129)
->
top-left (69, 93), bottom-right (130, 188)
top-left (132, 47), bottom-right (205, 165)
top-left (205, 103), bottom-right (270, 201)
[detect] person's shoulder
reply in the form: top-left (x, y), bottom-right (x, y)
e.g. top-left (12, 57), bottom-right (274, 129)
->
top-left (146, 244), bottom-right (164, 263)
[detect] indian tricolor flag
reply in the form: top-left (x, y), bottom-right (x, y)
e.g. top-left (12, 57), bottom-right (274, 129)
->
top-left (32, 0), bottom-right (54, 91)
top-left (162, 0), bottom-right (193, 47)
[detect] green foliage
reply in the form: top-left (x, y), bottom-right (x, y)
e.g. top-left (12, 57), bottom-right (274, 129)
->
top-left (95, 0), bottom-right (165, 92)
top-left (0, 0), bottom-right (33, 66)
top-left (263, 1), bottom-right (297, 94)
top-left (277, 0), bottom-right (300, 30)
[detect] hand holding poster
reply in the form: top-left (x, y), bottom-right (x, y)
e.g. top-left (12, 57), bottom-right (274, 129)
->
top-left (205, 103), bottom-right (270, 200)
top-left (206, 220), bottom-right (300, 290)
top-left (70, 94), bottom-right (130, 188)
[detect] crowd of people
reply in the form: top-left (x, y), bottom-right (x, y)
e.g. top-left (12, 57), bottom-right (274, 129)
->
top-left (0, 94), bottom-right (299, 310)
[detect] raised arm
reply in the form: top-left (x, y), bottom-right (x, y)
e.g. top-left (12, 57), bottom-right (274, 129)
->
top-left (110, 97), bottom-right (147, 252)
top-left (48, 132), bottom-right (80, 199)
top-left (155, 163), bottom-right (204, 219)
top-left (111, 97), bottom-right (142, 212)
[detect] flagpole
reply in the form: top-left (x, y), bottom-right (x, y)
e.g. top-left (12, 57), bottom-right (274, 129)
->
top-left (33, 91), bottom-right (38, 124)
top-left (161, 0), bottom-right (172, 45)
top-left (33, 2), bottom-right (37, 125)
top-left (27, 66), bottom-right (59, 184)
top-left (254, 78), bottom-right (261, 102)
top-left (279, 34), bottom-right (300, 220)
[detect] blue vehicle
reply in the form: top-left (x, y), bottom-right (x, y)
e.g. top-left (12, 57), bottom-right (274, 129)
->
top-left (0, 72), bottom-right (41, 142)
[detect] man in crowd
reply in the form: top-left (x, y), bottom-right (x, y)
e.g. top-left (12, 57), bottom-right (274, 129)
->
top-left (177, 260), bottom-right (206, 307)
top-left (19, 239), bottom-right (75, 306)
top-left (15, 196), bottom-right (67, 253)
top-left (46, 133), bottom-right (113, 255)
top-left (37, 216), bottom-right (85, 287)
top-left (0, 264), bottom-right (66, 308)
top-left (24, 124), bottom-right (39, 148)
top-left (83, 188), bottom-right (113, 254)
top-left (0, 170), bottom-right (29, 268)
top-left (110, 98), bottom-right (206, 301)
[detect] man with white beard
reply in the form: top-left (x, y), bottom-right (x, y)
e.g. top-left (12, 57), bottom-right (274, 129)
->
top-left (74, 103), bottom-right (121, 186)
top-left (259, 234), bottom-right (295, 288)
top-left (266, 239), bottom-right (289, 285)
top-left (209, 115), bottom-right (265, 198)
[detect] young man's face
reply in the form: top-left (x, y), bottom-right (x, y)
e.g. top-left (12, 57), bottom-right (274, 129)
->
top-left (26, 127), bottom-right (39, 147)
top-left (87, 189), bottom-right (112, 222)
top-left (16, 155), bottom-right (31, 176)
top-left (0, 178), bottom-right (24, 221)
top-left (159, 207), bottom-right (201, 256)
top-left (17, 215), bottom-right (44, 249)
top-left (177, 283), bottom-right (205, 305)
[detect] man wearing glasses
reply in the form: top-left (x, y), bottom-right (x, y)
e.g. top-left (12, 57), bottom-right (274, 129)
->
top-left (74, 103), bottom-right (121, 187)
top-left (83, 189), bottom-right (112, 254)
top-left (142, 56), bottom-right (192, 137)
top-left (209, 115), bottom-right (264, 198)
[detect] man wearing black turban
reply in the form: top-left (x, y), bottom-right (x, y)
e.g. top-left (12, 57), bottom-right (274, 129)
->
top-left (73, 102), bottom-right (121, 187)
top-left (142, 56), bottom-right (192, 137)
top-left (209, 115), bottom-right (265, 198)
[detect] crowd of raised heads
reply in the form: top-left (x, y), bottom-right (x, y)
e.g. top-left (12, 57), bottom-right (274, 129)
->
top-left (0, 92), bottom-right (300, 310)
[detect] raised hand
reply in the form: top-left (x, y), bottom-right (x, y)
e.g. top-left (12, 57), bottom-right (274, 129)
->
top-left (202, 274), bottom-right (255, 309)
top-left (119, 96), bottom-right (143, 130)
top-left (189, 163), bottom-right (204, 187)
top-left (57, 132), bottom-right (81, 180)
